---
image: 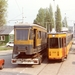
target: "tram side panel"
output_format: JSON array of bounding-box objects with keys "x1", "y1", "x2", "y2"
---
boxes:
[{"x1": 66, "y1": 33, "x2": 73, "y2": 56}]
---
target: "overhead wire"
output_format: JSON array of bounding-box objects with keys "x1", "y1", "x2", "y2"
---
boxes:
[
  {"x1": 8, "y1": 0, "x2": 22, "y2": 22},
  {"x1": 15, "y1": 0, "x2": 21, "y2": 13},
  {"x1": 8, "y1": 13, "x2": 22, "y2": 22}
]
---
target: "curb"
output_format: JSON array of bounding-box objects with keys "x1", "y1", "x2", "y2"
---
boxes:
[{"x1": 0, "y1": 50, "x2": 12, "y2": 55}]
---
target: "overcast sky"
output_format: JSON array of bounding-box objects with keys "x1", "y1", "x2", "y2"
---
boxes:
[{"x1": 7, "y1": 0, "x2": 75, "y2": 26}]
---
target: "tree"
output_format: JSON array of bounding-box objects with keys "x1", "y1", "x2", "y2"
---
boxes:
[
  {"x1": 33, "y1": 4, "x2": 54, "y2": 32},
  {"x1": 33, "y1": 8, "x2": 45, "y2": 27},
  {"x1": 63, "y1": 17, "x2": 68, "y2": 27},
  {"x1": 0, "y1": 0, "x2": 7, "y2": 26},
  {"x1": 55, "y1": 5, "x2": 62, "y2": 32},
  {"x1": 48, "y1": 4, "x2": 54, "y2": 32},
  {"x1": 44, "y1": 5, "x2": 54, "y2": 32},
  {"x1": 44, "y1": 8, "x2": 50, "y2": 31},
  {"x1": 62, "y1": 20, "x2": 65, "y2": 27}
]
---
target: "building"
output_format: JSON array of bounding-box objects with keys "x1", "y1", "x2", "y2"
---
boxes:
[{"x1": 0, "y1": 26, "x2": 14, "y2": 44}]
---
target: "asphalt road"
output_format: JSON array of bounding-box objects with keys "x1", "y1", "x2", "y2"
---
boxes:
[{"x1": 0, "y1": 43, "x2": 75, "y2": 75}]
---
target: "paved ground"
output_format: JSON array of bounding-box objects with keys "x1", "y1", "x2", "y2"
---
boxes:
[
  {"x1": 0, "y1": 50, "x2": 12, "y2": 55},
  {"x1": 0, "y1": 40, "x2": 75, "y2": 75}
]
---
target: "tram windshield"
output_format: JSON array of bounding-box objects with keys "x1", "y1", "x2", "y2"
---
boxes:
[
  {"x1": 15, "y1": 29, "x2": 29, "y2": 40},
  {"x1": 49, "y1": 38, "x2": 61, "y2": 48}
]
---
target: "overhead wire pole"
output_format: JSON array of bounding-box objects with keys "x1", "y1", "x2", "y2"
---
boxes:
[
  {"x1": 64, "y1": 13, "x2": 68, "y2": 28},
  {"x1": 22, "y1": 7, "x2": 24, "y2": 23},
  {"x1": 15, "y1": 0, "x2": 25, "y2": 23},
  {"x1": 15, "y1": 0, "x2": 21, "y2": 13}
]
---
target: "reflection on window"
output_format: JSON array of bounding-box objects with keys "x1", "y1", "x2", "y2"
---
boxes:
[{"x1": 16, "y1": 29, "x2": 29, "y2": 40}]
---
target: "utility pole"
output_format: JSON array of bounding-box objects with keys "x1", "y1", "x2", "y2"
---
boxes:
[{"x1": 22, "y1": 7, "x2": 24, "y2": 23}]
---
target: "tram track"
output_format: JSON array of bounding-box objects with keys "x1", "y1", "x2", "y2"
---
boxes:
[
  {"x1": 55, "y1": 61, "x2": 64, "y2": 75},
  {"x1": 55, "y1": 45, "x2": 74, "y2": 75},
  {"x1": 37, "y1": 58, "x2": 64, "y2": 75},
  {"x1": 36, "y1": 57, "x2": 48, "y2": 75},
  {"x1": 37, "y1": 62, "x2": 48, "y2": 75}
]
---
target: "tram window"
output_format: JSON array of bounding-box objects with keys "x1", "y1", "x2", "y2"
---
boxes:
[
  {"x1": 29, "y1": 29, "x2": 34, "y2": 39},
  {"x1": 41, "y1": 32, "x2": 44, "y2": 39},
  {"x1": 50, "y1": 38, "x2": 58, "y2": 48},
  {"x1": 59, "y1": 38, "x2": 62, "y2": 48},
  {"x1": 45, "y1": 33, "x2": 47, "y2": 38},
  {"x1": 62, "y1": 38, "x2": 66, "y2": 47},
  {"x1": 38, "y1": 31, "x2": 41, "y2": 39},
  {"x1": 66, "y1": 35, "x2": 70, "y2": 45},
  {"x1": 49, "y1": 38, "x2": 61, "y2": 48},
  {"x1": 16, "y1": 29, "x2": 29, "y2": 40},
  {"x1": 64, "y1": 38, "x2": 66, "y2": 46},
  {"x1": 41, "y1": 32, "x2": 46, "y2": 44}
]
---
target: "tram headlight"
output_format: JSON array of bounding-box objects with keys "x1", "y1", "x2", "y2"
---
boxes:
[
  {"x1": 12, "y1": 59, "x2": 16, "y2": 63},
  {"x1": 49, "y1": 52, "x2": 51, "y2": 56}
]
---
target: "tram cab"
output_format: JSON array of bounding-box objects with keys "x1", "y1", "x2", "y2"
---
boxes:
[{"x1": 47, "y1": 32, "x2": 73, "y2": 61}]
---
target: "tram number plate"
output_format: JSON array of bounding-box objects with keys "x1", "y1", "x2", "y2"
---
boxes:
[{"x1": 53, "y1": 52, "x2": 56, "y2": 53}]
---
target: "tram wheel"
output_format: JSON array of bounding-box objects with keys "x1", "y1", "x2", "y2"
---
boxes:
[
  {"x1": 60, "y1": 57, "x2": 64, "y2": 62},
  {"x1": 38, "y1": 58, "x2": 42, "y2": 65},
  {"x1": 65, "y1": 55, "x2": 67, "y2": 59}
]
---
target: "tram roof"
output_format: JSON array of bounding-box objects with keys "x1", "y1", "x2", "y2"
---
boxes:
[
  {"x1": 14, "y1": 23, "x2": 47, "y2": 30},
  {"x1": 14, "y1": 23, "x2": 37, "y2": 26},
  {"x1": 47, "y1": 32, "x2": 67, "y2": 35}
]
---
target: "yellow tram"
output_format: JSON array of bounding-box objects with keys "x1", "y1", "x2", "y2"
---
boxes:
[{"x1": 47, "y1": 32, "x2": 73, "y2": 61}]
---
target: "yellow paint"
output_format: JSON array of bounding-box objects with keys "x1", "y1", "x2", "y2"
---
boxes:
[
  {"x1": 48, "y1": 33, "x2": 66, "y2": 38},
  {"x1": 36, "y1": 39, "x2": 42, "y2": 46},
  {"x1": 48, "y1": 48, "x2": 63, "y2": 59},
  {"x1": 66, "y1": 40, "x2": 72, "y2": 55},
  {"x1": 14, "y1": 40, "x2": 33, "y2": 45}
]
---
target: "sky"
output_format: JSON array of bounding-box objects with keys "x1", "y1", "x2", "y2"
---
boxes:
[{"x1": 7, "y1": 0, "x2": 75, "y2": 26}]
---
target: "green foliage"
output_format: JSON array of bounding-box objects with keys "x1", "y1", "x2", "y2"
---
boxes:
[
  {"x1": 55, "y1": 5, "x2": 62, "y2": 32},
  {"x1": 33, "y1": 4, "x2": 54, "y2": 32},
  {"x1": 44, "y1": 8, "x2": 50, "y2": 31},
  {"x1": 33, "y1": 8, "x2": 45, "y2": 27},
  {"x1": 48, "y1": 5, "x2": 54, "y2": 32},
  {"x1": 0, "y1": 0, "x2": 7, "y2": 26},
  {"x1": 33, "y1": 4, "x2": 67, "y2": 32},
  {"x1": 62, "y1": 20, "x2": 65, "y2": 27},
  {"x1": 62, "y1": 17, "x2": 68, "y2": 27},
  {"x1": 0, "y1": 46, "x2": 13, "y2": 51}
]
